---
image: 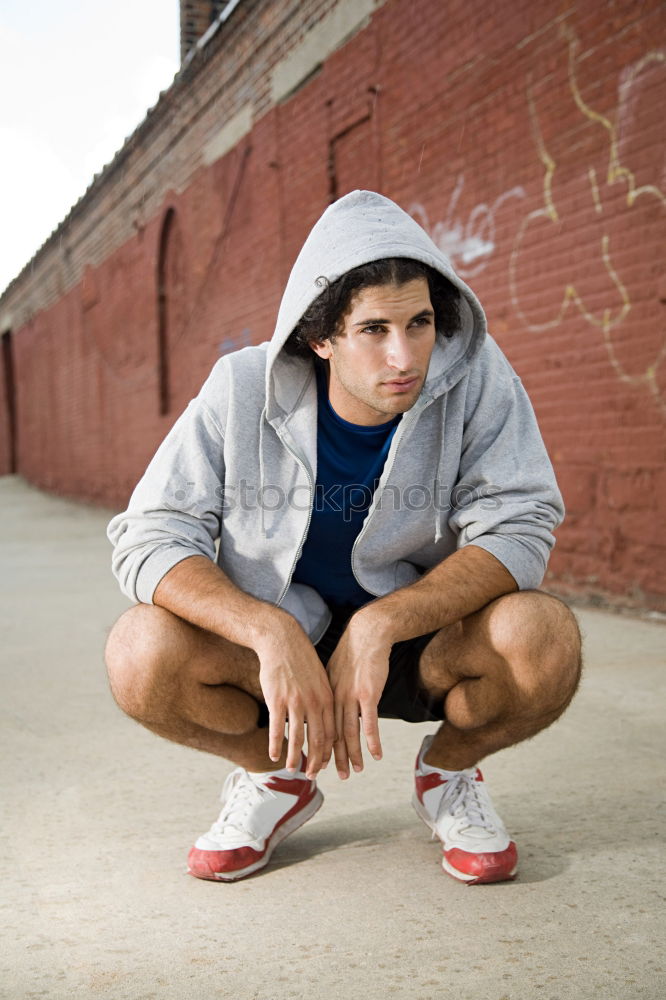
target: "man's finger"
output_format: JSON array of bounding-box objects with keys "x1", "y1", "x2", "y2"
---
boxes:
[
  {"x1": 268, "y1": 706, "x2": 286, "y2": 762},
  {"x1": 333, "y1": 705, "x2": 349, "y2": 778},
  {"x1": 333, "y1": 736, "x2": 350, "y2": 779},
  {"x1": 343, "y1": 704, "x2": 363, "y2": 773},
  {"x1": 286, "y1": 713, "x2": 305, "y2": 771},
  {"x1": 361, "y1": 702, "x2": 382, "y2": 761},
  {"x1": 304, "y1": 712, "x2": 325, "y2": 777},
  {"x1": 323, "y1": 700, "x2": 337, "y2": 741},
  {"x1": 321, "y1": 702, "x2": 337, "y2": 768}
]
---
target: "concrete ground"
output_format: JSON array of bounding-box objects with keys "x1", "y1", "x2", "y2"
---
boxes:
[{"x1": 0, "y1": 474, "x2": 664, "y2": 1000}]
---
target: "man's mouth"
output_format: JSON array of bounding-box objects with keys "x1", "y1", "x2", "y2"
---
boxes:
[{"x1": 383, "y1": 376, "x2": 420, "y2": 392}]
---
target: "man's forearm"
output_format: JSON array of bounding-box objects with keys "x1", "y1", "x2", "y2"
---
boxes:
[
  {"x1": 354, "y1": 544, "x2": 518, "y2": 644},
  {"x1": 152, "y1": 554, "x2": 292, "y2": 651}
]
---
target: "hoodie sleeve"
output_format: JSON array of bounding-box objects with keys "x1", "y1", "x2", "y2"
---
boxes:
[
  {"x1": 447, "y1": 339, "x2": 564, "y2": 590},
  {"x1": 107, "y1": 376, "x2": 227, "y2": 605}
]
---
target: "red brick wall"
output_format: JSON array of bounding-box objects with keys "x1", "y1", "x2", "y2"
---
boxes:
[
  {"x1": 1, "y1": 0, "x2": 665, "y2": 610},
  {"x1": 0, "y1": 332, "x2": 13, "y2": 474}
]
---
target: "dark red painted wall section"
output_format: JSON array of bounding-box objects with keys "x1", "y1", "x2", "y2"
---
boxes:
[
  {"x1": 2, "y1": 0, "x2": 665, "y2": 610},
  {"x1": 0, "y1": 334, "x2": 13, "y2": 474}
]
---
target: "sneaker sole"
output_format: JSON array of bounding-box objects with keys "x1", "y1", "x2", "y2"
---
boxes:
[
  {"x1": 189, "y1": 787, "x2": 324, "y2": 882},
  {"x1": 411, "y1": 792, "x2": 518, "y2": 885}
]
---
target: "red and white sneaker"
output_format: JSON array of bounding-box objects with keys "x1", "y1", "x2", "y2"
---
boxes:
[
  {"x1": 188, "y1": 755, "x2": 323, "y2": 882},
  {"x1": 412, "y1": 735, "x2": 518, "y2": 884}
]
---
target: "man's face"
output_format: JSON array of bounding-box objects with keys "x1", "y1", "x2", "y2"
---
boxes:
[{"x1": 309, "y1": 278, "x2": 437, "y2": 426}]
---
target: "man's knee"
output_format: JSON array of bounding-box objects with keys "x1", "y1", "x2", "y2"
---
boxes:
[
  {"x1": 105, "y1": 603, "x2": 176, "y2": 720},
  {"x1": 487, "y1": 590, "x2": 582, "y2": 708}
]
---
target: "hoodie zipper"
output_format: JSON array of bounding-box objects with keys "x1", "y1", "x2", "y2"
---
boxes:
[{"x1": 274, "y1": 426, "x2": 315, "y2": 607}]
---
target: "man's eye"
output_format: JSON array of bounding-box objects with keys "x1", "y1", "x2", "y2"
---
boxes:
[{"x1": 362, "y1": 324, "x2": 386, "y2": 335}]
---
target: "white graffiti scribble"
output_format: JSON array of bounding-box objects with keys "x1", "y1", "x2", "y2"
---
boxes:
[{"x1": 410, "y1": 176, "x2": 526, "y2": 278}]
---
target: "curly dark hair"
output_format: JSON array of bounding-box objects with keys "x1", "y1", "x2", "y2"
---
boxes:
[{"x1": 284, "y1": 257, "x2": 461, "y2": 359}]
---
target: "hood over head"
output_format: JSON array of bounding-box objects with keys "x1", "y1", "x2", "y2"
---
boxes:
[{"x1": 265, "y1": 189, "x2": 487, "y2": 420}]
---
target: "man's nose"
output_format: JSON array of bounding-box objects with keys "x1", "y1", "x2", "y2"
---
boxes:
[{"x1": 385, "y1": 331, "x2": 414, "y2": 371}]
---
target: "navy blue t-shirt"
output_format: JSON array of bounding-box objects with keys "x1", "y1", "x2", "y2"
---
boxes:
[{"x1": 292, "y1": 367, "x2": 400, "y2": 608}]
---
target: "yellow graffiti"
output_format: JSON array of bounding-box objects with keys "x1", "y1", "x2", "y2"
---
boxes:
[
  {"x1": 509, "y1": 26, "x2": 666, "y2": 415},
  {"x1": 589, "y1": 168, "x2": 602, "y2": 215},
  {"x1": 565, "y1": 29, "x2": 666, "y2": 209},
  {"x1": 527, "y1": 80, "x2": 559, "y2": 223}
]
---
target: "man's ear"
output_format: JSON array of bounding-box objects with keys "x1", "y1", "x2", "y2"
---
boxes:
[{"x1": 308, "y1": 339, "x2": 332, "y2": 361}]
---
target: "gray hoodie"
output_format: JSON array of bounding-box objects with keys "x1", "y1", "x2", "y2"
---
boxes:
[{"x1": 108, "y1": 190, "x2": 564, "y2": 640}]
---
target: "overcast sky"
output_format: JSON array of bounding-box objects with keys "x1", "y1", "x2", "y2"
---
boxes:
[{"x1": 0, "y1": 0, "x2": 180, "y2": 294}]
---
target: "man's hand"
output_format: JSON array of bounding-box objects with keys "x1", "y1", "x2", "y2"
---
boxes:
[
  {"x1": 326, "y1": 610, "x2": 392, "y2": 779},
  {"x1": 323, "y1": 547, "x2": 519, "y2": 779},
  {"x1": 152, "y1": 556, "x2": 337, "y2": 780},
  {"x1": 255, "y1": 615, "x2": 337, "y2": 779}
]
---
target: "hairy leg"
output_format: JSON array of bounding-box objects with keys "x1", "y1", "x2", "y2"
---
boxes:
[
  {"x1": 417, "y1": 591, "x2": 582, "y2": 770},
  {"x1": 105, "y1": 603, "x2": 285, "y2": 771}
]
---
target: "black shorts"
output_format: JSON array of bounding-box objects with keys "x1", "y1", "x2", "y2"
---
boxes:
[{"x1": 314, "y1": 605, "x2": 445, "y2": 724}]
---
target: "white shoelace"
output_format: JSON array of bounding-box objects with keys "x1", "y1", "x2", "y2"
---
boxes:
[
  {"x1": 211, "y1": 769, "x2": 276, "y2": 839},
  {"x1": 435, "y1": 772, "x2": 496, "y2": 834}
]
